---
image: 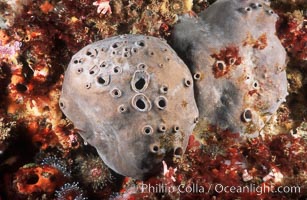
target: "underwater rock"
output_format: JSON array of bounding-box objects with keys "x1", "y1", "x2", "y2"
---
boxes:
[
  {"x1": 172, "y1": 0, "x2": 288, "y2": 137},
  {"x1": 59, "y1": 34, "x2": 199, "y2": 179}
]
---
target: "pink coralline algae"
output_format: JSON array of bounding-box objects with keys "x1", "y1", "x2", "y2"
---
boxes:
[
  {"x1": 0, "y1": 41, "x2": 21, "y2": 59},
  {"x1": 172, "y1": 0, "x2": 288, "y2": 138},
  {"x1": 93, "y1": 0, "x2": 112, "y2": 15}
]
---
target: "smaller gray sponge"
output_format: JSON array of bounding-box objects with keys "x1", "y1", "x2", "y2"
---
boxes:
[{"x1": 172, "y1": 0, "x2": 288, "y2": 137}]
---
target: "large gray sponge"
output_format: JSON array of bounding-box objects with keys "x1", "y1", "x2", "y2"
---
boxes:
[
  {"x1": 59, "y1": 35, "x2": 199, "y2": 179},
  {"x1": 172, "y1": 0, "x2": 288, "y2": 137}
]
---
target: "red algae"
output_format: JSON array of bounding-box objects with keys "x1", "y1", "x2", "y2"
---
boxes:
[
  {"x1": 211, "y1": 46, "x2": 242, "y2": 78},
  {"x1": 277, "y1": 11, "x2": 307, "y2": 62}
]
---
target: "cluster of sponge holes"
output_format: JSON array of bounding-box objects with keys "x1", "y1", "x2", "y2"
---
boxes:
[
  {"x1": 111, "y1": 41, "x2": 135, "y2": 58},
  {"x1": 116, "y1": 39, "x2": 145, "y2": 57},
  {"x1": 122, "y1": 47, "x2": 132, "y2": 58},
  {"x1": 241, "y1": 2, "x2": 274, "y2": 16},
  {"x1": 73, "y1": 58, "x2": 84, "y2": 65},
  {"x1": 85, "y1": 48, "x2": 98, "y2": 58},
  {"x1": 128, "y1": 39, "x2": 169, "y2": 150},
  {"x1": 141, "y1": 125, "x2": 161, "y2": 154},
  {"x1": 250, "y1": 2, "x2": 262, "y2": 9},
  {"x1": 239, "y1": 2, "x2": 263, "y2": 13},
  {"x1": 244, "y1": 75, "x2": 259, "y2": 90},
  {"x1": 130, "y1": 67, "x2": 152, "y2": 113},
  {"x1": 72, "y1": 58, "x2": 86, "y2": 75},
  {"x1": 110, "y1": 42, "x2": 122, "y2": 56},
  {"x1": 244, "y1": 3, "x2": 262, "y2": 12}
]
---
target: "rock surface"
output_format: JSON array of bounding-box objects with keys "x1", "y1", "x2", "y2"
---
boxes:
[
  {"x1": 172, "y1": 0, "x2": 288, "y2": 137},
  {"x1": 60, "y1": 34, "x2": 199, "y2": 179}
]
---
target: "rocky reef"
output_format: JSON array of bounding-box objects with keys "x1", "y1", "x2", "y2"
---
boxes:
[
  {"x1": 0, "y1": 0, "x2": 306, "y2": 199},
  {"x1": 60, "y1": 34, "x2": 198, "y2": 179},
  {"x1": 172, "y1": 0, "x2": 288, "y2": 138}
]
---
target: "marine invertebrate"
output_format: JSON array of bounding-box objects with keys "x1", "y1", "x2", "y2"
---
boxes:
[
  {"x1": 13, "y1": 164, "x2": 65, "y2": 196},
  {"x1": 172, "y1": 0, "x2": 288, "y2": 137},
  {"x1": 60, "y1": 34, "x2": 199, "y2": 179},
  {"x1": 40, "y1": 155, "x2": 71, "y2": 177},
  {"x1": 55, "y1": 182, "x2": 88, "y2": 200},
  {"x1": 169, "y1": 0, "x2": 193, "y2": 14},
  {"x1": 75, "y1": 154, "x2": 112, "y2": 191}
]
